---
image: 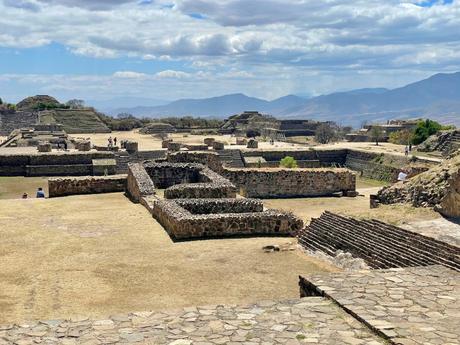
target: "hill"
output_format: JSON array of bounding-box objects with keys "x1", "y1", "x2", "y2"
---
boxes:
[{"x1": 105, "y1": 72, "x2": 460, "y2": 127}]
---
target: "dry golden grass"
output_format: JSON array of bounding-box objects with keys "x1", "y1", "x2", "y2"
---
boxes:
[
  {"x1": 0, "y1": 192, "x2": 337, "y2": 324},
  {"x1": 0, "y1": 176, "x2": 49, "y2": 199}
]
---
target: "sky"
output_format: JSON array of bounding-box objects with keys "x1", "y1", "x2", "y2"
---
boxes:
[{"x1": 0, "y1": 0, "x2": 459, "y2": 103}]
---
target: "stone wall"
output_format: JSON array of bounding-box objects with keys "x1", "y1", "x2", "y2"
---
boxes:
[
  {"x1": 48, "y1": 175, "x2": 127, "y2": 197},
  {"x1": 345, "y1": 150, "x2": 430, "y2": 182},
  {"x1": 143, "y1": 196, "x2": 303, "y2": 240},
  {"x1": 175, "y1": 198, "x2": 263, "y2": 214},
  {"x1": 242, "y1": 149, "x2": 348, "y2": 166},
  {"x1": 0, "y1": 110, "x2": 39, "y2": 135},
  {"x1": 0, "y1": 152, "x2": 114, "y2": 176},
  {"x1": 224, "y1": 167, "x2": 356, "y2": 198},
  {"x1": 126, "y1": 162, "x2": 156, "y2": 202}
]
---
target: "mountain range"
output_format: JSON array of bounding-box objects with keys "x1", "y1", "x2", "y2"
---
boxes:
[{"x1": 93, "y1": 72, "x2": 460, "y2": 127}]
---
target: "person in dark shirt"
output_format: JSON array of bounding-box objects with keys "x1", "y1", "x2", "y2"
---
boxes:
[{"x1": 36, "y1": 187, "x2": 45, "y2": 198}]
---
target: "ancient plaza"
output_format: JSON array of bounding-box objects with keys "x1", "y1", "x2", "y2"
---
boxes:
[{"x1": 0, "y1": 122, "x2": 459, "y2": 345}]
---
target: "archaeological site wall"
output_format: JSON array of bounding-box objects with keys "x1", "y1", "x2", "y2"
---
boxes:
[
  {"x1": 0, "y1": 152, "x2": 114, "y2": 176},
  {"x1": 48, "y1": 175, "x2": 127, "y2": 197},
  {"x1": 0, "y1": 110, "x2": 39, "y2": 136},
  {"x1": 167, "y1": 151, "x2": 356, "y2": 198},
  {"x1": 126, "y1": 161, "x2": 303, "y2": 239},
  {"x1": 224, "y1": 168, "x2": 356, "y2": 198}
]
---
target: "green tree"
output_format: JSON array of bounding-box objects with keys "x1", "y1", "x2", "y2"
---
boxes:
[
  {"x1": 369, "y1": 126, "x2": 384, "y2": 146},
  {"x1": 412, "y1": 119, "x2": 443, "y2": 145},
  {"x1": 280, "y1": 156, "x2": 298, "y2": 169}
]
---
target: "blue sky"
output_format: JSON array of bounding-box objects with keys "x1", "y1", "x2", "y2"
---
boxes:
[{"x1": 0, "y1": 0, "x2": 459, "y2": 103}]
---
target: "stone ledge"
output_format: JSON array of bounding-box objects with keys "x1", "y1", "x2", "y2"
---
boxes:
[{"x1": 48, "y1": 175, "x2": 127, "y2": 197}]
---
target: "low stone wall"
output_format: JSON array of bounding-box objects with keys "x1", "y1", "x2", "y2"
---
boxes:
[
  {"x1": 126, "y1": 162, "x2": 156, "y2": 202},
  {"x1": 175, "y1": 198, "x2": 263, "y2": 214},
  {"x1": 242, "y1": 149, "x2": 348, "y2": 166},
  {"x1": 143, "y1": 196, "x2": 303, "y2": 240},
  {"x1": 48, "y1": 175, "x2": 127, "y2": 197},
  {"x1": 224, "y1": 167, "x2": 356, "y2": 198}
]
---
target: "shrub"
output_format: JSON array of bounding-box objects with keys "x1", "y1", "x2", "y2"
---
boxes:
[
  {"x1": 412, "y1": 119, "x2": 443, "y2": 145},
  {"x1": 246, "y1": 128, "x2": 261, "y2": 138},
  {"x1": 280, "y1": 156, "x2": 298, "y2": 168}
]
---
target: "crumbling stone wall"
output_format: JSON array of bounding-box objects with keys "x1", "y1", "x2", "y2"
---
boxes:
[
  {"x1": 175, "y1": 198, "x2": 263, "y2": 214},
  {"x1": 48, "y1": 175, "x2": 126, "y2": 197},
  {"x1": 377, "y1": 153, "x2": 460, "y2": 218}
]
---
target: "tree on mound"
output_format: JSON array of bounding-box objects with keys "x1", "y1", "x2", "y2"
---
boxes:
[{"x1": 16, "y1": 95, "x2": 66, "y2": 111}]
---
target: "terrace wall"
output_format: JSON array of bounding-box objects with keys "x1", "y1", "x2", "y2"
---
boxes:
[{"x1": 48, "y1": 175, "x2": 126, "y2": 197}]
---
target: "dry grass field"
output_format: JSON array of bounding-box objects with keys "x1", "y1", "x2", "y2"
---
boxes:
[{"x1": 0, "y1": 192, "x2": 338, "y2": 324}]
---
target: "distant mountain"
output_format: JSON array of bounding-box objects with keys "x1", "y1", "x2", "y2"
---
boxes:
[
  {"x1": 87, "y1": 97, "x2": 168, "y2": 114},
  {"x1": 104, "y1": 72, "x2": 460, "y2": 127},
  {"x1": 284, "y1": 72, "x2": 460, "y2": 127}
]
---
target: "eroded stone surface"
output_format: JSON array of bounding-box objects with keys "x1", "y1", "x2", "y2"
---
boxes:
[
  {"x1": 300, "y1": 265, "x2": 460, "y2": 345},
  {"x1": 0, "y1": 298, "x2": 385, "y2": 345}
]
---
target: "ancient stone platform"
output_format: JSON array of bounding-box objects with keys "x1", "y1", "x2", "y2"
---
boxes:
[
  {"x1": 0, "y1": 298, "x2": 385, "y2": 345},
  {"x1": 300, "y1": 265, "x2": 460, "y2": 345}
]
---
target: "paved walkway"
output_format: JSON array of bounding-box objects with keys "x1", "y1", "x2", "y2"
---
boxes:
[
  {"x1": 402, "y1": 218, "x2": 460, "y2": 247},
  {"x1": 301, "y1": 265, "x2": 460, "y2": 345},
  {"x1": 0, "y1": 298, "x2": 384, "y2": 345}
]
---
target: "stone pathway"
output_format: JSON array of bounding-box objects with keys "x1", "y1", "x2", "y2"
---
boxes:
[
  {"x1": 402, "y1": 218, "x2": 460, "y2": 247},
  {"x1": 300, "y1": 265, "x2": 460, "y2": 345},
  {"x1": 0, "y1": 298, "x2": 385, "y2": 345}
]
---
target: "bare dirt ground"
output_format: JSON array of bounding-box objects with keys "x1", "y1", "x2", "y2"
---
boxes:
[{"x1": 0, "y1": 192, "x2": 338, "y2": 324}]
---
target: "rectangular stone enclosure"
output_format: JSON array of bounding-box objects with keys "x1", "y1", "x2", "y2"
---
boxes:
[{"x1": 126, "y1": 161, "x2": 303, "y2": 239}]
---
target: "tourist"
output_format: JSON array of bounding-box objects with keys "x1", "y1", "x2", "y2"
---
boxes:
[
  {"x1": 397, "y1": 170, "x2": 408, "y2": 183},
  {"x1": 108, "y1": 136, "x2": 113, "y2": 148},
  {"x1": 404, "y1": 145, "x2": 409, "y2": 156},
  {"x1": 409, "y1": 143, "x2": 412, "y2": 152},
  {"x1": 36, "y1": 187, "x2": 45, "y2": 198},
  {"x1": 22, "y1": 193, "x2": 28, "y2": 199},
  {"x1": 114, "y1": 137, "x2": 117, "y2": 147},
  {"x1": 63, "y1": 141, "x2": 68, "y2": 151}
]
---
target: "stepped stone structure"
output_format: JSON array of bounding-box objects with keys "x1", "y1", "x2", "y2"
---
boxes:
[
  {"x1": 0, "y1": 109, "x2": 39, "y2": 136},
  {"x1": 419, "y1": 129, "x2": 460, "y2": 156},
  {"x1": 139, "y1": 122, "x2": 176, "y2": 134},
  {"x1": 297, "y1": 212, "x2": 460, "y2": 271}
]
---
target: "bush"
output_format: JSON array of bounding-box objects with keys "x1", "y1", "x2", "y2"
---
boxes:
[
  {"x1": 246, "y1": 129, "x2": 261, "y2": 138},
  {"x1": 280, "y1": 156, "x2": 298, "y2": 168},
  {"x1": 412, "y1": 119, "x2": 443, "y2": 145}
]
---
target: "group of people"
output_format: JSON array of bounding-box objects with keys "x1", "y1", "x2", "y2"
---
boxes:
[
  {"x1": 22, "y1": 187, "x2": 45, "y2": 199},
  {"x1": 108, "y1": 136, "x2": 118, "y2": 148}
]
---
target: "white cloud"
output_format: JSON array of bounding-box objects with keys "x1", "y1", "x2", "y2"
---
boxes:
[{"x1": 0, "y1": 0, "x2": 459, "y2": 100}]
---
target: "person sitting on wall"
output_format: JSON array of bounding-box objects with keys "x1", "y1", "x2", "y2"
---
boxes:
[{"x1": 36, "y1": 187, "x2": 45, "y2": 198}]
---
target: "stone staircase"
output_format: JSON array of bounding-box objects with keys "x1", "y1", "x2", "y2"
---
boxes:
[
  {"x1": 218, "y1": 149, "x2": 245, "y2": 168},
  {"x1": 435, "y1": 130, "x2": 460, "y2": 156},
  {"x1": 297, "y1": 211, "x2": 460, "y2": 271}
]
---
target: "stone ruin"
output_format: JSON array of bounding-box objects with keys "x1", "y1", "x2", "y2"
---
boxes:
[
  {"x1": 246, "y1": 138, "x2": 258, "y2": 148},
  {"x1": 126, "y1": 161, "x2": 303, "y2": 239},
  {"x1": 297, "y1": 211, "x2": 459, "y2": 271}
]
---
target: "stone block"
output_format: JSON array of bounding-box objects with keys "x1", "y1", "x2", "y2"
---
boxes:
[
  {"x1": 212, "y1": 141, "x2": 225, "y2": 150},
  {"x1": 167, "y1": 142, "x2": 182, "y2": 151},
  {"x1": 236, "y1": 137, "x2": 247, "y2": 145},
  {"x1": 76, "y1": 140, "x2": 91, "y2": 151},
  {"x1": 125, "y1": 141, "x2": 139, "y2": 154},
  {"x1": 37, "y1": 142, "x2": 52, "y2": 152},
  {"x1": 162, "y1": 139, "x2": 173, "y2": 148},
  {"x1": 204, "y1": 138, "x2": 215, "y2": 146}
]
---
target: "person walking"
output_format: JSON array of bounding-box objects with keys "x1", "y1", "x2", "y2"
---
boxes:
[
  {"x1": 404, "y1": 145, "x2": 409, "y2": 156},
  {"x1": 114, "y1": 137, "x2": 117, "y2": 147}
]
